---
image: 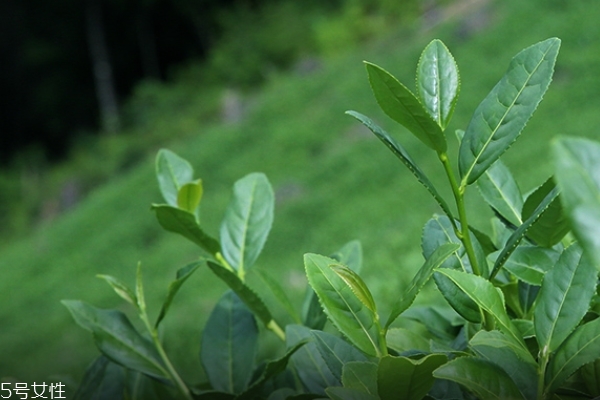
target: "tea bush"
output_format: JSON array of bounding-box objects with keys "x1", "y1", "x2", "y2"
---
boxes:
[{"x1": 63, "y1": 38, "x2": 600, "y2": 399}]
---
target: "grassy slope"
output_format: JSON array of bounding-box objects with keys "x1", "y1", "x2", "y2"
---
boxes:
[{"x1": 2, "y1": 0, "x2": 600, "y2": 387}]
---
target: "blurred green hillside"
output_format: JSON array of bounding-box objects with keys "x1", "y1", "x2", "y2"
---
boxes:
[{"x1": 2, "y1": 0, "x2": 600, "y2": 390}]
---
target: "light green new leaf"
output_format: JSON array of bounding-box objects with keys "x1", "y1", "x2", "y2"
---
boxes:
[
  {"x1": 477, "y1": 160, "x2": 523, "y2": 227},
  {"x1": 346, "y1": 111, "x2": 455, "y2": 222},
  {"x1": 304, "y1": 253, "x2": 381, "y2": 357},
  {"x1": 534, "y1": 245, "x2": 597, "y2": 353},
  {"x1": 385, "y1": 243, "x2": 460, "y2": 328},
  {"x1": 220, "y1": 173, "x2": 274, "y2": 275},
  {"x1": 553, "y1": 137, "x2": 600, "y2": 268},
  {"x1": 433, "y1": 357, "x2": 525, "y2": 399},
  {"x1": 286, "y1": 325, "x2": 339, "y2": 395},
  {"x1": 61, "y1": 300, "x2": 168, "y2": 380},
  {"x1": 470, "y1": 330, "x2": 537, "y2": 399},
  {"x1": 206, "y1": 261, "x2": 274, "y2": 328},
  {"x1": 177, "y1": 179, "x2": 203, "y2": 215},
  {"x1": 152, "y1": 204, "x2": 220, "y2": 255},
  {"x1": 522, "y1": 178, "x2": 570, "y2": 247},
  {"x1": 501, "y1": 246, "x2": 559, "y2": 286},
  {"x1": 330, "y1": 263, "x2": 377, "y2": 313},
  {"x1": 434, "y1": 268, "x2": 525, "y2": 349},
  {"x1": 200, "y1": 291, "x2": 258, "y2": 394},
  {"x1": 490, "y1": 186, "x2": 559, "y2": 280},
  {"x1": 364, "y1": 62, "x2": 446, "y2": 152},
  {"x1": 155, "y1": 261, "x2": 201, "y2": 328},
  {"x1": 459, "y1": 38, "x2": 560, "y2": 185},
  {"x1": 378, "y1": 354, "x2": 447, "y2": 400},
  {"x1": 342, "y1": 361, "x2": 378, "y2": 395},
  {"x1": 330, "y1": 240, "x2": 363, "y2": 273},
  {"x1": 311, "y1": 330, "x2": 369, "y2": 382},
  {"x1": 546, "y1": 318, "x2": 600, "y2": 394},
  {"x1": 96, "y1": 274, "x2": 136, "y2": 306},
  {"x1": 416, "y1": 39, "x2": 460, "y2": 129},
  {"x1": 155, "y1": 149, "x2": 194, "y2": 206}
]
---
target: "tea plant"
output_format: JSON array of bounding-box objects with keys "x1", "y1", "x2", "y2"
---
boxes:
[{"x1": 63, "y1": 37, "x2": 600, "y2": 399}]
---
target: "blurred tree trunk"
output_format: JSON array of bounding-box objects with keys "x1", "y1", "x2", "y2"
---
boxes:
[
  {"x1": 86, "y1": 0, "x2": 120, "y2": 134},
  {"x1": 136, "y1": 10, "x2": 161, "y2": 79}
]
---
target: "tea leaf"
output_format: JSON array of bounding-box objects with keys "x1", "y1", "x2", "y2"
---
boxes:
[
  {"x1": 501, "y1": 246, "x2": 559, "y2": 286},
  {"x1": 385, "y1": 328, "x2": 430, "y2": 353},
  {"x1": 346, "y1": 111, "x2": 455, "y2": 221},
  {"x1": 155, "y1": 261, "x2": 201, "y2": 328},
  {"x1": 378, "y1": 354, "x2": 447, "y2": 400},
  {"x1": 287, "y1": 325, "x2": 339, "y2": 395},
  {"x1": 206, "y1": 261, "x2": 274, "y2": 328},
  {"x1": 176, "y1": 179, "x2": 203, "y2": 214},
  {"x1": 152, "y1": 204, "x2": 220, "y2": 255},
  {"x1": 477, "y1": 160, "x2": 523, "y2": 227},
  {"x1": 342, "y1": 361, "x2": 378, "y2": 395},
  {"x1": 553, "y1": 137, "x2": 600, "y2": 268},
  {"x1": 546, "y1": 317, "x2": 600, "y2": 394},
  {"x1": 326, "y1": 387, "x2": 378, "y2": 400},
  {"x1": 385, "y1": 242, "x2": 459, "y2": 328},
  {"x1": 253, "y1": 268, "x2": 302, "y2": 324},
  {"x1": 304, "y1": 253, "x2": 381, "y2": 357},
  {"x1": 330, "y1": 263, "x2": 377, "y2": 313},
  {"x1": 61, "y1": 300, "x2": 168, "y2": 380},
  {"x1": 459, "y1": 38, "x2": 560, "y2": 185},
  {"x1": 433, "y1": 357, "x2": 525, "y2": 399},
  {"x1": 302, "y1": 288, "x2": 327, "y2": 330},
  {"x1": 155, "y1": 149, "x2": 194, "y2": 206},
  {"x1": 534, "y1": 245, "x2": 597, "y2": 353},
  {"x1": 581, "y1": 359, "x2": 600, "y2": 397},
  {"x1": 96, "y1": 274, "x2": 137, "y2": 306},
  {"x1": 220, "y1": 173, "x2": 274, "y2": 274},
  {"x1": 330, "y1": 239, "x2": 363, "y2": 273},
  {"x1": 416, "y1": 39, "x2": 460, "y2": 129},
  {"x1": 470, "y1": 330, "x2": 537, "y2": 399},
  {"x1": 73, "y1": 356, "x2": 126, "y2": 400},
  {"x1": 522, "y1": 178, "x2": 569, "y2": 247},
  {"x1": 201, "y1": 291, "x2": 258, "y2": 394},
  {"x1": 364, "y1": 62, "x2": 446, "y2": 152},
  {"x1": 311, "y1": 330, "x2": 369, "y2": 382},
  {"x1": 434, "y1": 268, "x2": 525, "y2": 349}
]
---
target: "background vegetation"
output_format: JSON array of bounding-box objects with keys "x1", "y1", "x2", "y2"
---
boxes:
[{"x1": 1, "y1": 0, "x2": 600, "y2": 391}]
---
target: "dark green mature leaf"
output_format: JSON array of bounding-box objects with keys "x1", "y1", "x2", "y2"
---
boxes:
[
  {"x1": 155, "y1": 149, "x2": 194, "y2": 206},
  {"x1": 434, "y1": 269, "x2": 526, "y2": 350},
  {"x1": 459, "y1": 38, "x2": 560, "y2": 185},
  {"x1": 490, "y1": 186, "x2": 560, "y2": 280},
  {"x1": 287, "y1": 325, "x2": 339, "y2": 395},
  {"x1": 416, "y1": 39, "x2": 460, "y2": 129},
  {"x1": 61, "y1": 300, "x2": 168, "y2": 380},
  {"x1": 364, "y1": 62, "x2": 446, "y2": 152},
  {"x1": 477, "y1": 160, "x2": 523, "y2": 227},
  {"x1": 581, "y1": 359, "x2": 600, "y2": 397},
  {"x1": 304, "y1": 253, "x2": 382, "y2": 357},
  {"x1": 519, "y1": 281, "x2": 541, "y2": 316},
  {"x1": 378, "y1": 354, "x2": 447, "y2": 400},
  {"x1": 152, "y1": 204, "x2": 220, "y2": 255},
  {"x1": 342, "y1": 361, "x2": 378, "y2": 395},
  {"x1": 534, "y1": 245, "x2": 597, "y2": 353},
  {"x1": 238, "y1": 339, "x2": 307, "y2": 400},
  {"x1": 470, "y1": 330, "x2": 537, "y2": 399},
  {"x1": 206, "y1": 262, "x2": 274, "y2": 328},
  {"x1": 501, "y1": 246, "x2": 559, "y2": 286},
  {"x1": 385, "y1": 243, "x2": 460, "y2": 328},
  {"x1": 200, "y1": 291, "x2": 258, "y2": 394},
  {"x1": 330, "y1": 240, "x2": 363, "y2": 273},
  {"x1": 220, "y1": 173, "x2": 274, "y2": 274},
  {"x1": 73, "y1": 356, "x2": 126, "y2": 400},
  {"x1": 310, "y1": 330, "x2": 369, "y2": 382},
  {"x1": 385, "y1": 327, "x2": 430, "y2": 353},
  {"x1": 522, "y1": 178, "x2": 570, "y2": 247},
  {"x1": 302, "y1": 288, "x2": 327, "y2": 330},
  {"x1": 326, "y1": 387, "x2": 379, "y2": 400},
  {"x1": 546, "y1": 318, "x2": 600, "y2": 394},
  {"x1": 433, "y1": 357, "x2": 525, "y2": 399},
  {"x1": 176, "y1": 179, "x2": 203, "y2": 214},
  {"x1": 553, "y1": 137, "x2": 600, "y2": 268},
  {"x1": 96, "y1": 275, "x2": 137, "y2": 306},
  {"x1": 346, "y1": 111, "x2": 455, "y2": 222},
  {"x1": 155, "y1": 261, "x2": 201, "y2": 328}
]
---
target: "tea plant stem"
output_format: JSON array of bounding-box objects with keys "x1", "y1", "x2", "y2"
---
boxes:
[
  {"x1": 438, "y1": 152, "x2": 481, "y2": 277},
  {"x1": 537, "y1": 347, "x2": 550, "y2": 400},
  {"x1": 267, "y1": 320, "x2": 286, "y2": 341}
]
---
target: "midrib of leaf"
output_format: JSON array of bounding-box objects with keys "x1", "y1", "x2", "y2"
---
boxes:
[
  {"x1": 485, "y1": 171, "x2": 522, "y2": 224},
  {"x1": 433, "y1": 216, "x2": 467, "y2": 272},
  {"x1": 236, "y1": 178, "x2": 258, "y2": 272},
  {"x1": 320, "y1": 268, "x2": 379, "y2": 355},
  {"x1": 462, "y1": 48, "x2": 550, "y2": 186},
  {"x1": 433, "y1": 51, "x2": 442, "y2": 125},
  {"x1": 547, "y1": 329, "x2": 600, "y2": 390}
]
